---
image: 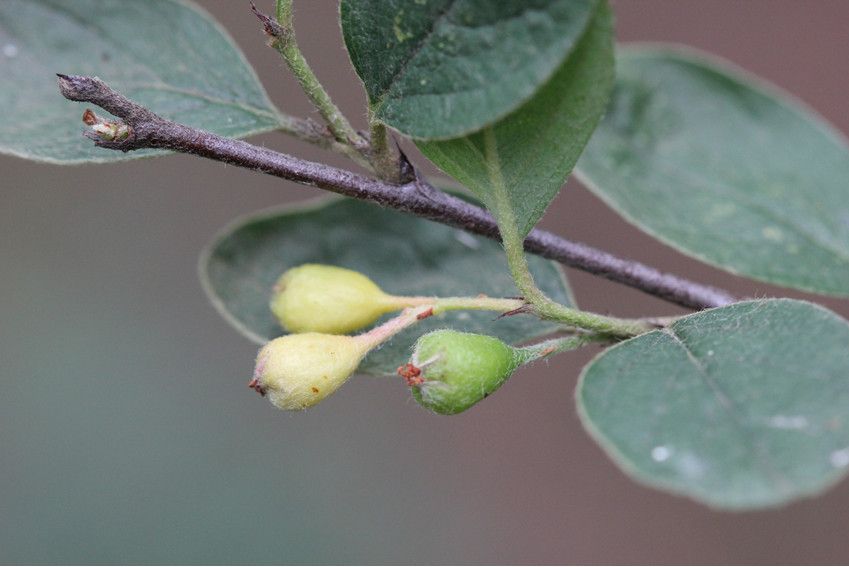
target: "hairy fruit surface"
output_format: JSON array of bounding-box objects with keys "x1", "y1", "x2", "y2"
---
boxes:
[
  {"x1": 408, "y1": 330, "x2": 520, "y2": 414},
  {"x1": 270, "y1": 264, "x2": 397, "y2": 334},
  {"x1": 252, "y1": 333, "x2": 366, "y2": 410}
]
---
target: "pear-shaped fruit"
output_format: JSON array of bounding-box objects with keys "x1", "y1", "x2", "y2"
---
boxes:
[
  {"x1": 270, "y1": 264, "x2": 400, "y2": 334},
  {"x1": 405, "y1": 330, "x2": 521, "y2": 415},
  {"x1": 251, "y1": 333, "x2": 367, "y2": 410}
]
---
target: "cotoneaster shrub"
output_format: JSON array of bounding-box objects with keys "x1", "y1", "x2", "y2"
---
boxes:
[{"x1": 3, "y1": 0, "x2": 849, "y2": 510}]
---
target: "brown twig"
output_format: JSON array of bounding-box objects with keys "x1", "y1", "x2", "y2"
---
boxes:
[{"x1": 56, "y1": 74, "x2": 738, "y2": 311}]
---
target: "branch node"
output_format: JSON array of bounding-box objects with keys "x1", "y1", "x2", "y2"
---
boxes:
[
  {"x1": 395, "y1": 141, "x2": 417, "y2": 185},
  {"x1": 82, "y1": 108, "x2": 132, "y2": 142}
]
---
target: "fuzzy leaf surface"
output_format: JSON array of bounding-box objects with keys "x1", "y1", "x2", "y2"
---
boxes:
[
  {"x1": 579, "y1": 299, "x2": 849, "y2": 509},
  {"x1": 416, "y1": 1, "x2": 613, "y2": 236},
  {"x1": 341, "y1": 0, "x2": 598, "y2": 139}
]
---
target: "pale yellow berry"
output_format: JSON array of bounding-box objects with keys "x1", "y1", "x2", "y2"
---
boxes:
[
  {"x1": 270, "y1": 264, "x2": 400, "y2": 334},
  {"x1": 251, "y1": 333, "x2": 367, "y2": 410}
]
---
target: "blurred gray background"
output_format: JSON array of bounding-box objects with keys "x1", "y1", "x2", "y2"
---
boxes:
[{"x1": 3, "y1": 1, "x2": 849, "y2": 563}]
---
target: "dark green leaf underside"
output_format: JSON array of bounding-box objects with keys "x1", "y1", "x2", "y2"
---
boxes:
[
  {"x1": 201, "y1": 196, "x2": 574, "y2": 376},
  {"x1": 0, "y1": 0, "x2": 279, "y2": 163},
  {"x1": 576, "y1": 47, "x2": 849, "y2": 296},
  {"x1": 578, "y1": 299, "x2": 849, "y2": 509},
  {"x1": 417, "y1": 1, "x2": 613, "y2": 237},
  {"x1": 341, "y1": 0, "x2": 598, "y2": 139}
]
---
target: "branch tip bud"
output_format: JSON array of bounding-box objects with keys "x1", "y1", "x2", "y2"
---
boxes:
[{"x1": 82, "y1": 109, "x2": 98, "y2": 125}]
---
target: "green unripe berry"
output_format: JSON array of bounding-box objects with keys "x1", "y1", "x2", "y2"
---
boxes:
[
  {"x1": 270, "y1": 264, "x2": 399, "y2": 334},
  {"x1": 251, "y1": 333, "x2": 367, "y2": 410},
  {"x1": 406, "y1": 330, "x2": 521, "y2": 415}
]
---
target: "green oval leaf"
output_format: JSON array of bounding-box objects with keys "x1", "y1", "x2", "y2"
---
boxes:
[
  {"x1": 416, "y1": 1, "x2": 613, "y2": 237},
  {"x1": 341, "y1": 0, "x2": 599, "y2": 140},
  {"x1": 578, "y1": 299, "x2": 849, "y2": 509},
  {"x1": 0, "y1": 0, "x2": 280, "y2": 164},
  {"x1": 576, "y1": 47, "x2": 849, "y2": 297},
  {"x1": 200, "y1": 196, "x2": 575, "y2": 376}
]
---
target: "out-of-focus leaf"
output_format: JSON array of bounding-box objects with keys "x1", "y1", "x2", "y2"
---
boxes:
[{"x1": 577, "y1": 47, "x2": 849, "y2": 296}]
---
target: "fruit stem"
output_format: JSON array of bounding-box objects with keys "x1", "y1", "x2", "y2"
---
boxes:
[
  {"x1": 383, "y1": 294, "x2": 525, "y2": 315},
  {"x1": 355, "y1": 305, "x2": 436, "y2": 351},
  {"x1": 515, "y1": 332, "x2": 613, "y2": 365},
  {"x1": 479, "y1": 128, "x2": 650, "y2": 340}
]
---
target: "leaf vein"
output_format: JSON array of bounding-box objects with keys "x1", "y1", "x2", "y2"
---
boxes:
[
  {"x1": 376, "y1": 0, "x2": 460, "y2": 107},
  {"x1": 662, "y1": 325, "x2": 794, "y2": 495}
]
